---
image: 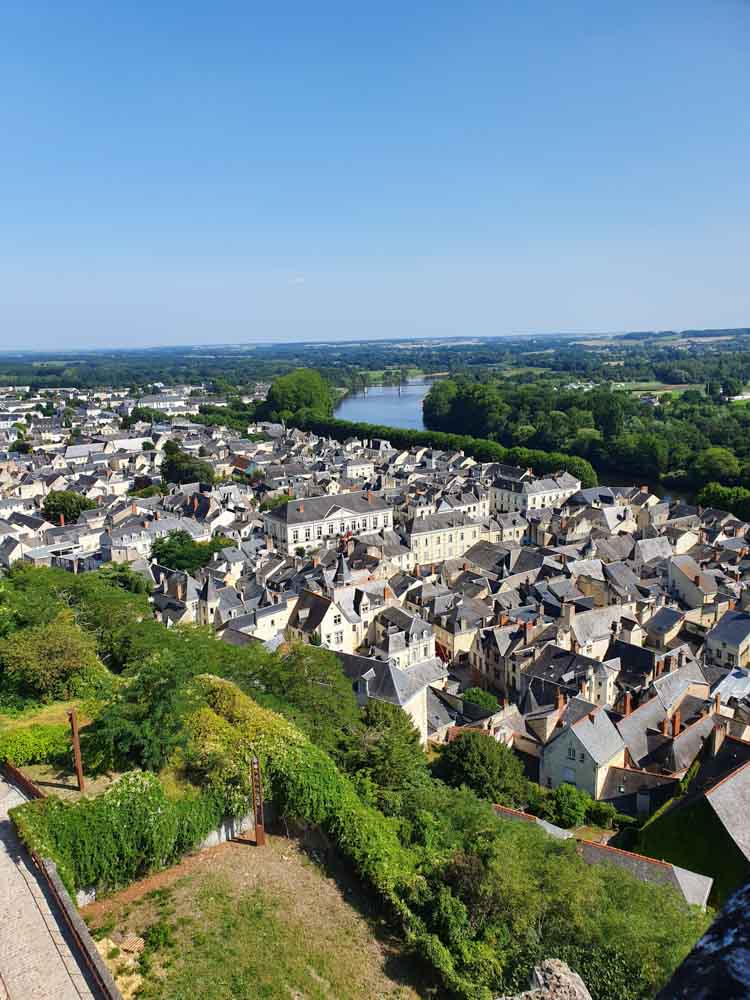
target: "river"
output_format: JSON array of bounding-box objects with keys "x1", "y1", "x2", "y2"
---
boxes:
[{"x1": 335, "y1": 379, "x2": 431, "y2": 430}]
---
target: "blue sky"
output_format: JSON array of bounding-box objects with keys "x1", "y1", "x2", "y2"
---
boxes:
[{"x1": 1, "y1": 1, "x2": 749, "y2": 348}]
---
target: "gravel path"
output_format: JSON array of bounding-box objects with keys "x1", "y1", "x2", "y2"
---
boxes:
[{"x1": 0, "y1": 777, "x2": 95, "y2": 999}]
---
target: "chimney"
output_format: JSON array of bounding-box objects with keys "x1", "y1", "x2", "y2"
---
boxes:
[
  {"x1": 660, "y1": 716, "x2": 669, "y2": 737},
  {"x1": 499, "y1": 611, "x2": 509, "y2": 626},
  {"x1": 693, "y1": 574, "x2": 700, "y2": 586},
  {"x1": 367, "y1": 490, "x2": 373, "y2": 503},
  {"x1": 623, "y1": 691, "x2": 632, "y2": 717},
  {"x1": 655, "y1": 659, "x2": 664, "y2": 678},
  {"x1": 555, "y1": 687, "x2": 565, "y2": 710},
  {"x1": 131, "y1": 502, "x2": 137, "y2": 514},
  {"x1": 714, "y1": 691, "x2": 722, "y2": 714},
  {"x1": 665, "y1": 654, "x2": 674, "y2": 673},
  {"x1": 59, "y1": 513, "x2": 65, "y2": 526},
  {"x1": 298, "y1": 502, "x2": 304, "y2": 513},
  {"x1": 192, "y1": 495, "x2": 199, "y2": 512},
  {"x1": 154, "y1": 509, "x2": 160, "y2": 520},
  {"x1": 563, "y1": 603, "x2": 576, "y2": 627},
  {"x1": 463, "y1": 562, "x2": 469, "y2": 571},
  {"x1": 671, "y1": 708, "x2": 681, "y2": 738},
  {"x1": 640, "y1": 484, "x2": 648, "y2": 493},
  {"x1": 710, "y1": 720, "x2": 726, "y2": 757}
]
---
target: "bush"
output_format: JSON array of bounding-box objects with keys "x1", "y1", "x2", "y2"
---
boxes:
[
  {"x1": 433, "y1": 731, "x2": 528, "y2": 807},
  {"x1": 0, "y1": 723, "x2": 70, "y2": 765},
  {"x1": 585, "y1": 799, "x2": 618, "y2": 830},
  {"x1": 10, "y1": 771, "x2": 226, "y2": 894},
  {"x1": 461, "y1": 687, "x2": 500, "y2": 713},
  {"x1": 0, "y1": 609, "x2": 112, "y2": 702}
]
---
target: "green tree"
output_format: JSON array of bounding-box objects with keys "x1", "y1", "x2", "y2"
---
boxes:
[
  {"x1": 97, "y1": 563, "x2": 151, "y2": 595},
  {"x1": 344, "y1": 700, "x2": 426, "y2": 795},
  {"x1": 434, "y1": 731, "x2": 527, "y2": 807},
  {"x1": 694, "y1": 446, "x2": 740, "y2": 484},
  {"x1": 548, "y1": 783, "x2": 591, "y2": 828},
  {"x1": 93, "y1": 650, "x2": 201, "y2": 770},
  {"x1": 42, "y1": 490, "x2": 96, "y2": 524},
  {"x1": 151, "y1": 530, "x2": 230, "y2": 574},
  {"x1": 461, "y1": 687, "x2": 500, "y2": 713},
  {"x1": 248, "y1": 644, "x2": 361, "y2": 759},
  {"x1": 0, "y1": 609, "x2": 109, "y2": 701},
  {"x1": 161, "y1": 440, "x2": 215, "y2": 485},
  {"x1": 261, "y1": 369, "x2": 334, "y2": 421}
]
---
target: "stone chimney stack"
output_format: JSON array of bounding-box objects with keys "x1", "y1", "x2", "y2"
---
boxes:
[
  {"x1": 672, "y1": 708, "x2": 681, "y2": 738},
  {"x1": 710, "y1": 719, "x2": 727, "y2": 757},
  {"x1": 623, "y1": 691, "x2": 632, "y2": 717}
]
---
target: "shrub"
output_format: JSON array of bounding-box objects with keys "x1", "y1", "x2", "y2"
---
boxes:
[
  {"x1": 585, "y1": 799, "x2": 618, "y2": 830},
  {"x1": 0, "y1": 723, "x2": 70, "y2": 765},
  {"x1": 0, "y1": 609, "x2": 111, "y2": 702},
  {"x1": 10, "y1": 771, "x2": 226, "y2": 894}
]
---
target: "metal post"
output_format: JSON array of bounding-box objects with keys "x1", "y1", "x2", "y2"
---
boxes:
[
  {"x1": 68, "y1": 710, "x2": 85, "y2": 793},
  {"x1": 250, "y1": 756, "x2": 265, "y2": 846}
]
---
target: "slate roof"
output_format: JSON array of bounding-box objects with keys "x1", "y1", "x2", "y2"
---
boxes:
[
  {"x1": 338, "y1": 651, "x2": 447, "y2": 707},
  {"x1": 645, "y1": 606, "x2": 684, "y2": 638},
  {"x1": 570, "y1": 707, "x2": 625, "y2": 764},
  {"x1": 577, "y1": 841, "x2": 713, "y2": 908},
  {"x1": 706, "y1": 610, "x2": 750, "y2": 648},
  {"x1": 264, "y1": 490, "x2": 390, "y2": 524}
]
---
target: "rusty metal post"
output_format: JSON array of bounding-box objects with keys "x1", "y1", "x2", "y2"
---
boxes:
[
  {"x1": 250, "y1": 756, "x2": 265, "y2": 846},
  {"x1": 68, "y1": 710, "x2": 85, "y2": 793}
]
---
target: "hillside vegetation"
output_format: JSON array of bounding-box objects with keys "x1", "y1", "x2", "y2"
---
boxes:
[{"x1": 1, "y1": 565, "x2": 709, "y2": 1000}]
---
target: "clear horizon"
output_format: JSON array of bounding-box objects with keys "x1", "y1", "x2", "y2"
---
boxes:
[{"x1": 1, "y1": 2, "x2": 749, "y2": 349}]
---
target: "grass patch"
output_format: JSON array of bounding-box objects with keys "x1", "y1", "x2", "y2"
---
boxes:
[
  {"x1": 637, "y1": 797, "x2": 750, "y2": 905},
  {"x1": 84, "y1": 836, "x2": 424, "y2": 1000},
  {"x1": 0, "y1": 699, "x2": 86, "y2": 731},
  {"x1": 140, "y1": 877, "x2": 377, "y2": 999}
]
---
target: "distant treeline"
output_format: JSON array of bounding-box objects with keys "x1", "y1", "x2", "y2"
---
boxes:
[{"x1": 291, "y1": 414, "x2": 598, "y2": 487}]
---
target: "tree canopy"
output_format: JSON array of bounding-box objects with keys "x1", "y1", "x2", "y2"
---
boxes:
[
  {"x1": 434, "y1": 731, "x2": 528, "y2": 807},
  {"x1": 161, "y1": 441, "x2": 215, "y2": 485},
  {"x1": 260, "y1": 369, "x2": 334, "y2": 422},
  {"x1": 42, "y1": 490, "x2": 96, "y2": 524},
  {"x1": 150, "y1": 530, "x2": 231, "y2": 574}
]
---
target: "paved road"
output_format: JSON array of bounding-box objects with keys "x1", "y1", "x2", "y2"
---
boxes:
[{"x1": 0, "y1": 777, "x2": 95, "y2": 999}]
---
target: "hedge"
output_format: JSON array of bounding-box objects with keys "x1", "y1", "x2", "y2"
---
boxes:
[
  {"x1": 292, "y1": 414, "x2": 598, "y2": 487},
  {"x1": 0, "y1": 723, "x2": 70, "y2": 766},
  {"x1": 10, "y1": 771, "x2": 227, "y2": 895}
]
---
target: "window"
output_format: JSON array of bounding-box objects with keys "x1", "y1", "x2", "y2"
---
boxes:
[
  {"x1": 422, "y1": 645, "x2": 428, "y2": 658},
  {"x1": 305, "y1": 528, "x2": 311, "y2": 541},
  {"x1": 333, "y1": 614, "x2": 342, "y2": 625},
  {"x1": 372, "y1": 515, "x2": 378, "y2": 528},
  {"x1": 579, "y1": 753, "x2": 585, "y2": 763},
  {"x1": 292, "y1": 530, "x2": 299, "y2": 542},
  {"x1": 324, "y1": 633, "x2": 331, "y2": 644},
  {"x1": 316, "y1": 526, "x2": 322, "y2": 538},
  {"x1": 567, "y1": 746, "x2": 576, "y2": 760},
  {"x1": 334, "y1": 631, "x2": 343, "y2": 644}
]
